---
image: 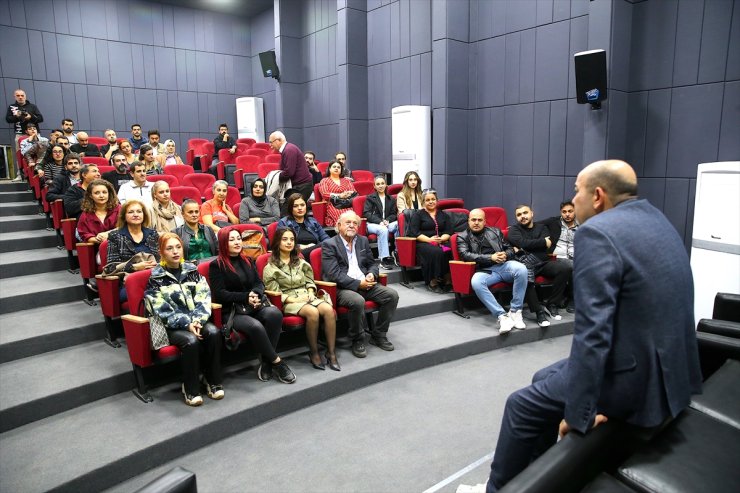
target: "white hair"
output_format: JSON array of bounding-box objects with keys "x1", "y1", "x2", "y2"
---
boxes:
[
  {"x1": 213, "y1": 180, "x2": 229, "y2": 191},
  {"x1": 270, "y1": 130, "x2": 286, "y2": 141},
  {"x1": 335, "y1": 210, "x2": 361, "y2": 233}
]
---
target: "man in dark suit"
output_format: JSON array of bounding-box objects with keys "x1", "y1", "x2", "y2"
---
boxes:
[
  {"x1": 484, "y1": 160, "x2": 702, "y2": 492},
  {"x1": 322, "y1": 211, "x2": 399, "y2": 358},
  {"x1": 269, "y1": 130, "x2": 313, "y2": 203}
]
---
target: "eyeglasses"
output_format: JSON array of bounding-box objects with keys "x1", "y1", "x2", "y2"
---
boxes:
[
  {"x1": 422, "y1": 188, "x2": 437, "y2": 194},
  {"x1": 269, "y1": 139, "x2": 278, "y2": 144}
]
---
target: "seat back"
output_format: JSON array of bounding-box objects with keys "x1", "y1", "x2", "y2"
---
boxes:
[
  {"x1": 309, "y1": 247, "x2": 323, "y2": 281},
  {"x1": 235, "y1": 154, "x2": 261, "y2": 171},
  {"x1": 182, "y1": 173, "x2": 215, "y2": 197},
  {"x1": 437, "y1": 198, "x2": 465, "y2": 210},
  {"x1": 264, "y1": 154, "x2": 281, "y2": 164},
  {"x1": 352, "y1": 195, "x2": 369, "y2": 235},
  {"x1": 228, "y1": 223, "x2": 269, "y2": 252},
  {"x1": 237, "y1": 137, "x2": 256, "y2": 147},
  {"x1": 164, "y1": 164, "x2": 192, "y2": 185},
  {"x1": 317, "y1": 162, "x2": 329, "y2": 175},
  {"x1": 99, "y1": 239, "x2": 109, "y2": 267},
  {"x1": 353, "y1": 181, "x2": 375, "y2": 196},
  {"x1": 352, "y1": 170, "x2": 374, "y2": 182},
  {"x1": 83, "y1": 156, "x2": 110, "y2": 167},
  {"x1": 170, "y1": 186, "x2": 201, "y2": 205},
  {"x1": 313, "y1": 183, "x2": 323, "y2": 202},
  {"x1": 204, "y1": 186, "x2": 241, "y2": 209},
  {"x1": 451, "y1": 233, "x2": 462, "y2": 261},
  {"x1": 255, "y1": 252, "x2": 271, "y2": 278},
  {"x1": 87, "y1": 136, "x2": 108, "y2": 146},
  {"x1": 245, "y1": 148, "x2": 268, "y2": 159},
  {"x1": 267, "y1": 221, "x2": 279, "y2": 245},
  {"x1": 257, "y1": 163, "x2": 279, "y2": 179},
  {"x1": 481, "y1": 206, "x2": 508, "y2": 230},
  {"x1": 187, "y1": 138, "x2": 209, "y2": 153},
  {"x1": 251, "y1": 142, "x2": 271, "y2": 152},
  {"x1": 124, "y1": 269, "x2": 153, "y2": 317},
  {"x1": 146, "y1": 174, "x2": 179, "y2": 187},
  {"x1": 387, "y1": 183, "x2": 403, "y2": 196},
  {"x1": 218, "y1": 148, "x2": 238, "y2": 165},
  {"x1": 97, "y1": 165, "x2": 115, "y2": 175}
]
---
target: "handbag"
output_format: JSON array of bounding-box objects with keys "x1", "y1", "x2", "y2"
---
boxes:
[
  {"x1": 515, "y1": 250, "x2": 547, "y2": 282},
  {"x1": 330, "y1": 191, "x2": 357, "y2": 209},
  {"x1": 222, "y1": 294, "x2": 272, "y2": 351},
  {"x1": 143, "y1": 298, "x2": 170, "y2": 350},
  {"x1": 103, "y1": 252, "x2": 156, "y2": 278}
]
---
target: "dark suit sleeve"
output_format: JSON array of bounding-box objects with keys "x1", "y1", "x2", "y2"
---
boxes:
[
  {"x1": 564, "y1": 224, "x2": 621, "y2": 434},
  {"x1": 321, "y1": 240, "x2": 361, "y2": 291}
]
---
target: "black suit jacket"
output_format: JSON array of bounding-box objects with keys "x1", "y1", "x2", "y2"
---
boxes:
[{"x1": 321, "y1": 234, "x2": 379, "y2": 291}]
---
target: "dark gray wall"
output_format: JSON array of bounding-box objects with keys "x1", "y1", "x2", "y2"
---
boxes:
[{"x1": 0, "y1": 0, "x2": 271, "y2": 153}]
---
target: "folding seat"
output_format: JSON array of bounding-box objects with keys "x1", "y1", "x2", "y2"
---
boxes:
[
  {"x1": 60, "y1": 216, "x2": 79, "y2": 273},
  {"x1": 255, "y1": 253, "x2": 308, "y2": 333},
  {"x1": 480, "y1": 206, "x2": 508, "y2": 229},
  {"x1": 317, "y1": 162, "x2": 329, "y2": 175},
  {"x1": 186, "y1": 138, "x2": 209, "y2": 167},
  {"x1": 163, "y1": 164, "x2": 192, "y2": 185},
  {"x1": 387, "y1": 183, "x2": 403, "y2": 196},
  {"x1": 251, "y1": 142, "x2": 271, "y2": 152},
  {"x1": 237, "y1": 137, "x2": 256, "y2": 147},
  {"x1": 257, "y1": 162, "x2": 279, "y2": 179},
  {"x1": 97, "y1": 165, "x2": 115, "y2": 175},
  {"x1": 170, "y1": 186, "x2": 202, "y2": 205},
  {"x1": 353, "y1": 180, "x2": 375, "y2": 196},
  {"x1": 311, "y1": 184, "x2": 328, "y2": 226},
  {"x1": 204, "y1": 185, "x2": 242, "y2": 209},
  {"x1": 264, "y1": 154, "x2": 281, "y2": 164},
  {"x1": 76, "y1": 239, "x2": 103, "y2": 306},
  {"x1": 146, "y1": 174, "x2": 178, "y2": 188},
  {"x1": 216, "y1": 148, "x2": 239, "y2": 180},
  {"x1": 82, "y1": 156, "x2": 110, "y2": 167},
  {"x1": 351, "y1": 170, "x2": 374, "y2": 182},
  {"x1": 232, "y1": 155, "x2": 261, "y2": 192},
  {"x1": 182, "y1": 173, "x2": 215, "y2": 200},
  {"x1": 198, "y1": 142, "x2": 215, "y2": 172},
  {"x1": 86, "y1": 136, "x2": 108, "y2": 146},
  {"x1": 93, "y1": 239, "x2": 125, "y2": 347},
  {"x1": 437, "y1": 198, "x2": 465, "y2": 210},
  {"x1": 50, "y1": 199, "x2": 66, "y2": 248},
  {"x1": 245, "y1": 148, "x2": 269, "y2": 159}
]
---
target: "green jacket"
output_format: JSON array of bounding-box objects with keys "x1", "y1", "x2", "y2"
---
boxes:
[{"x1": 144, "y1": 262, "x2": 211, "y2": 331}]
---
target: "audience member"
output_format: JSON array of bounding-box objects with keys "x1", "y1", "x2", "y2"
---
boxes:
[
  {"x1": 363, "y1": 174, "x2": 399, "y2": 269},
  {"x1": 319, "y1": 160, "x2": 357, "y2": 227},
  {"x1": 102, "y1": 153, "x2": 132, "y2": 190},
  {"x1": 41, "y1": 144, "x2": 67, "y2": 186},
  {"x1": 55, "y1": 135, "x2": 70, "y2": 153},
  {"x1": 200, "y1": 180, "x2": 238, "y2": 234},
  {"x1": 408, "y1": 189, "x2": 454, "y2": 293},
  {"x1": 457, "y1": 209, "x2": 527, "y2": 333},
  {"x1": 508, "y1": 205, "x2": 573, "y2": 325},
  {"x1": 209, "y1": 123, "x2": 236, "y2": 172},
  {"x1": 304, "y1": 150, "x2": 322, "y2": 184},
  {"x1": 209, "y1": 226, "x2": 296, "y2": 384},
  {"x1": 263, "y1": 227, "x2": 339, "y2": 371},
  {"x1": 396, "y1": 170, "x2": 423, "y2": 214},
  {"x1": 129, "y1": 123, "x2": 146, "y2": 152},
  {"x1": 269, "y1": 130, "x2": 313, "y2": 203},
  {"x1": 47, "y1": 153, "x2": 81, "y2": 203},
  {"x1": 277, "y1": 193, "x2": 329, "y2": 258},
  {"x1": 149, "y1": 180, "x2": 184, "y2": 233},
  {"x1": 173, "y1": 199, "x2": 218, "y2": 264},
  {"x1": 40, "y1": 129, "x2": 64, "y2": 164},
  {"x1": 145, "y1": 232, "x2": 223, "y2": 407},
  {"x1": 63, "y1": 162, "x2": 100, "y2": 219},
  {"x1": 155, "y1": 139, "x2": 183, "y2": 166},
  {"x1": 20, "y1": 123, "x2": 49, "y2": 173},
  {"x1": 482, "y1": 160, "x2": 702, "y2": 492},
  {"x1": 117, "y1": 161, "x2": 154, "y2": 207},
  {"x1": 334, "y1": 151, "x2": 352, "y2": 178},
  {"x1": 77, "y1": 179, "x2": 120, "y2": 244},
  {"x1": 147, "y1": 129, "x2": 165, "y2": 156},
  {"x1": 542, "y1": 201, "x2": 578, "y2": 313},
  {"x1": 118, "y1": 139, "x2": 137, "y2": 165},
  {"x1": 69, "y1": 131, "x2": 101, "y2": 158},
  {"x1": 61, "y1": 118, "x2": 77, "y2": 144},
  {"x1": 239, "y1": 178, "x2": 280, "y2": 228},
  {"x1": 6, "y1": 89, "x2": 44, "y2": 172},
  {"x1": 322, "y1": 211, "x2": 398, "y2": 358},
  {"x1": 138, "y1": 144, "x2": 161, "y2": 175},
  {"x1": 98, "y1": 129, "x2": 118, "y2": 160}
]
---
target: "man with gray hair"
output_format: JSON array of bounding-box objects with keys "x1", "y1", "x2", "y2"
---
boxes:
[
  {"x1": 269, "y1": 130, "x2": 313, "y2": 203},
  {"x1": 322, "y1": 211, "x2": 399, "y2": 358},
  {"x1": 70, "y1": 131, "x2": 101, "y2": 158}
]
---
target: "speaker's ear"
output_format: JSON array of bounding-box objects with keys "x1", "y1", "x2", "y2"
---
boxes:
[{"x1": 574, "y1": 49, "x2": 607, "y2": 108}]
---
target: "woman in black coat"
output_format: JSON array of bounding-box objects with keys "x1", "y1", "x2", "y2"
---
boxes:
[
  {"x1": 407, "y1": 189, "x2": 454, "y2": 293},
  {"x1": 363, "y1": 175, "x2": 399, "y2": 270},
  {"x1": 209, "y1": 226, "x2": 296, "y2": 384}
]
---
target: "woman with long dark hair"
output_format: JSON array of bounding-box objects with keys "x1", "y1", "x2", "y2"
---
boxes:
[
  {"x1": 277, "y1": 193, "x2": 329, "y2": 258},
  {"x1": 318, "y1": 160, "x2": 357, "y2": 227},
  {"x1": 209, "y1": 226, "x2": 296, "y2": 384},
  {"x1": 396, "y1": 170, "x2": 423, "y2": 214}
]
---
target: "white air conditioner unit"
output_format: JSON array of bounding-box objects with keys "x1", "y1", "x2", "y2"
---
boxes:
[
  {"x1": 391, "y1": 105, "x2": 431, "y2": 186},
  {"x1": 236, "y1": 97, "x2": 265, "y2": 142}
]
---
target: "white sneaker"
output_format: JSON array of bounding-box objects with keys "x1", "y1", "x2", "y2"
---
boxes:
[
  {"x1": 11, "y1": 175, "x2": 22, "y2": 182},
  {"x1": 509, "y1": 309, "x2": 526, "y2": 329},
  {"x1": 498, "y1": 313, "x2": 514, "y2": 334},
  {"x1": 456, "y1": 484, "x2": 486, "y2": 493},
  {"x1": 181, "y1": 384, "x2": 203, "y2": 407}
]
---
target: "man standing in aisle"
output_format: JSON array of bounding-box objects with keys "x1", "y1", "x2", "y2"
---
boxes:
[
  {"x1": 5, "y1": 89, "x2": 44, "y2": 181},
  {"x1": 269, "y1": 130, "x2": 313, "y2": 203}
]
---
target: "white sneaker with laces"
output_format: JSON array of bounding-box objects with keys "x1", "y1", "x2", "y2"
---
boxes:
[
  {"x1": 498, "y1": 313, "x2": 514, "y2": 334},
  {"x1": 11, "y1": 175, "x2": 22, "y2": 182},
  {"x1": 456, "y1": 484, "x2": 486, "y2": 493},
  {"x1": 509, "y1": 309, "x2": 526, "y2": 329}
]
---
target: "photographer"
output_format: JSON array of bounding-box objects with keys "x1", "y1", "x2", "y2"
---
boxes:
[{"x1": 5, "y1": 89, "x2": 43, "y2": 181}]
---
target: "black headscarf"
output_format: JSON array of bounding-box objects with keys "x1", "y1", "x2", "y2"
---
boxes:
[{"x1": 251, "y1": 178, "x2": 267, "y2": 204}]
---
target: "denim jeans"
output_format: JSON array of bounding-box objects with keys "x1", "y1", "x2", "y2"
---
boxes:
[
  {"x1": 471, "y1": 260, "x2": 527, "y2": 317},
  {"x1": 366, "y1": 221, "x2": 399, "y2": 259}
]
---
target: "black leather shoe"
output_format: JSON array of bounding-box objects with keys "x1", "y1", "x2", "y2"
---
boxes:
[
  {"x1": 352, "y1": 339, "x2": 367, "y2": 358},
  {"x1": 325, "y1": 352, "x2": 341, "y2": 371},
  {"x1": 369, "y1": 336, "x2": 394, "y2": 351}
]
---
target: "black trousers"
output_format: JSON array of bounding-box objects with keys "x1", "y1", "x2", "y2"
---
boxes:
[
  {"x1": 537, "y1": 259, "x2": 573, "y2": 305},
  {"x1": 168, "y1": 322, "x2": 222, "y2": 396},
  {"x1": 231, "y1": 305, "x2": 283, "y2": 362},
  {"x1": 292, "y1": 181, "x2": 313, "y2": 204}
]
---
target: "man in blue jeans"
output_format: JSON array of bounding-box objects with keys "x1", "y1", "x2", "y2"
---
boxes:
[{"x1": 456, "y1": 209, "x2": 527, "y2": 333}]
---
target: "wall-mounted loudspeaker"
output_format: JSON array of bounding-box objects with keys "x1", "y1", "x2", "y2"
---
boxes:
[
  {"x1": 259, "y1": 51, "x2": 280, "y2": 81},
  {"x1": 574, "y1": 49, "x2": 607, "y2": 109}
]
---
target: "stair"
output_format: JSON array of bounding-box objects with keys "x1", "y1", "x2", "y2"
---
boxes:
[{"x1": 0, "y1": 179, "x2": 574, "y2": 492}]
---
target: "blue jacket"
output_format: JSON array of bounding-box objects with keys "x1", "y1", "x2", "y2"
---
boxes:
[{"x1": 277, "y1": 216, "x2": 329, "y2": 244}]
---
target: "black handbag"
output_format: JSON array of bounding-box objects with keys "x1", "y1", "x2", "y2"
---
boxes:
[
  {"x1": 222, "y1": 294, "x2": 272, "y2": 351},
  {"x1": 330, "y1": 191, "x2": 357, "y2": 209}
]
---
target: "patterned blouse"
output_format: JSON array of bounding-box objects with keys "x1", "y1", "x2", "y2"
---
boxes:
[{"x1": 318, "y1": 177, "x2": 356, "y2": 227}]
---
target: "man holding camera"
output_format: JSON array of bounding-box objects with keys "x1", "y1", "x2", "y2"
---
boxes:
[{"x1": 5, "y1": 89, "x2": 44, "y2": 181}]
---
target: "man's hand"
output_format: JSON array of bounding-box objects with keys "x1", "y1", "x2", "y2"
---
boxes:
[
  {"x1": 545, "y1": 236, "x2": 552, "y2": 248},
  {"x1": 559, "y1": 414, "x2": 608, "y2": 439},
  {"x1": 492, "y1": 252, "x2": 507, "y2": 263},
  {"x1": 250, "y1": 217, "x2": 261, "y2": 223},
  {"x1": 359, "y1": 278, "x2": 376, "y2": 290}
]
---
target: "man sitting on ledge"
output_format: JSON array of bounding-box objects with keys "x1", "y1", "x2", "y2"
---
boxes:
[{"x1": 479, "y1": 160, "x2": 702, "y2": 492}]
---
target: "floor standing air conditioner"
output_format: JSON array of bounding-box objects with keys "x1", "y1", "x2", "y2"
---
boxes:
[
  {"x1": 689, "y1": 161, "x2": 740, "y2": 322},
  {"x1": 236, "y1": 97, "x2": 265, "y2": 142},
  {"x1": 391, "y1": 106, "x2": 431, "y2": 186}
]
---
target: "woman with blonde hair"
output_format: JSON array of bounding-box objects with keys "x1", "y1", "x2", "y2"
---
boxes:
[
  {"x1": 396, "y1": 170, "x2": 423, "y2": 214},
  {"x1": 149, "y1": 180, "x2": 184, "y2": 233}
]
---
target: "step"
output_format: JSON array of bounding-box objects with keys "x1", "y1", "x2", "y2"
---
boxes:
[
  {"x1": 0, "y1": 340, "x2": 134, "y2": 433},
  {"x1": 0, "y1": 230, "x2": 60, "y2": 253},
  {"x1": 0, "y1": 310, "x2": 574, "y2": 493},
  {"x1": 0, "y1": 270, "x2": 86, "y2": 314},
  {"x1": 0, "y1": 214, "x2": 48, "y2": 233},
  {"x1": 0, "y1": 189, "x2": 36, "y2": 202},
  {"x1": 0, "y1": 301, "x2": 107, "y2": 363},
  {"x1": 0, "y1": 201, "x2": 42, "y2": 216},
  {"x1": 0, "y1": 246, "x2": 69, "y2": 278},
  {"x1": 0, "y1": 181, "x2": 31, "y2": 192}
]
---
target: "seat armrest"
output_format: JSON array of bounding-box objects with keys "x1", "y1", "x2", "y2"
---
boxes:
[
  {"x1": 265, "y1": 290, "x2": 283, "y2": 310},
  {"x1": 77, "y1": 242, "x2": 97, "y2": 279},
  {"x1": 697, "y1": 319, "x2": 740, "y2": 339},
  {"x1": 234, "y1": 169, "x2": 244, "y2": 191},
  {"x1": 211, "y1": 303, "x2": 222, "y2": 328},
  {"x1": 97, "y1": 274, "x2": 122, "y2": 317},
  {"x1": 61, "y1": 218, "x2": 77, "y2": 251},
  {"x1": 311, "y1": 201, "x2": 327, "y2": 226},
  {"x1": 395, "y1": 237, "x2": 417, "y2": 266},
  {"x1": 217, "y1": 160, "x2": 225, "y2": 180},
  {"x1": 121, "y1": 314, "x2": 153, "y2": 367},
  {"x1": 315, "y1": 280, "x2": 337, "y2": 306},
  {"x1": 449, "y1": 261, "x2": 476, "y2": 295},
  {"x1": 713, "y1": 293, "x2": 740, "y2": 323},
  {"x1": 378, "y1": 273, "x2": 388, "y2": 286},
  {"x1": 199, "y1": 154, "x2": 210, "y2": 173}
]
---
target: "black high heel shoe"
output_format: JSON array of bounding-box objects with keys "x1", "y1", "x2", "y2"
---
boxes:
[
  {"x1": 325, "y1": 352, "x2": 341, "y2": 371},
  {"x1": 309, "y1": 353, "x2": 325, "y2": 370}
]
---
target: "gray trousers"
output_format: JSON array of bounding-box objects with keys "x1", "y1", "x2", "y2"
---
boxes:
[{"x1": 336, "y1": 284, "x2": 399, "y2": 341}]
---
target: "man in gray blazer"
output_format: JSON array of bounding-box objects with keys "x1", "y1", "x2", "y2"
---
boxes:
[
  {"x1": 484, "y1": 160, "x2": 702, "y2": 492},
  {"x1": 322, "y1": 211, "x2": 399, "y2": 358}
]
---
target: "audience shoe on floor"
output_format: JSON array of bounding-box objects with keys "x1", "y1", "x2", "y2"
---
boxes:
[
  {"x1": 391, "y1": 250, "x2": 400, "y2": 266},
  {"x1": 509, "y1": 309, "x2": 526, "y2": 329},
  {"x1": 257, "y1": 359, "x2": 273, "y2": 382},
  {"x1": 380, "y1": 257, "x2": 395, "y2": 270},
  {"x1": 202, "y1": 378, "x2": 224, "y2": 400},
  {"x1": 369, "y1": 336, "x2": 394, "y2": 351},
  {"x1": 274, "y1": 360, "x2": 296, "y2": 384},
  {"x1": 498, "y1": 313, "x2": 514, "y2": 334},
  {"x1": 325, "y1": 352, "x2": 341, "y2": 371},
  {"x1": 566, "y1": 300, "x2": 576, "y2": 313},
  {"x1": 181, "y1": 384, "x2": 203, "y2": 407},
  {"x1": 536, "y1": 310, "x2": 550, "y2": 327},
  {"x1": 309, "y1": 354, "x2": 325, "y2": 370},
  {"x1": 546, "y1": 303, "x2": 562, "y2": 320},
  {"x1": 456, "y1": 484, "x2": 486, "y2": 493},
  {"x1": 352, "y1": 339, "x2": 367, "y2": 358},
  {"x1": 11, "y1": 175, "x2": 22, "y2": 182},
  {"x1": 426, "y1": 283, "x2": 444, "y2": 294}
]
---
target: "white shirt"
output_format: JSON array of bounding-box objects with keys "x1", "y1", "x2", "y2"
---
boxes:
[
  {"x1": 340, "y1": 235, "x2": 365, "y2": 281},
  {"x1": 117, "y1": 180, "x2": 154, "y2": 207}
]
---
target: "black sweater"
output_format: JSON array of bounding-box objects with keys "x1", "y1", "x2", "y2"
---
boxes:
[
  {"x1": 209, "y1": 255, "x2": 264, "y2": 313},
  {"x1": 507, "y1": 222, "x2": 551, "y2": 261}
]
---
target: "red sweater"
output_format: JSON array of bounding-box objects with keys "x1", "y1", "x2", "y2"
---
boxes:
[{"x1": 77, "y1": 205, "x2": 121, "y2": 242}]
